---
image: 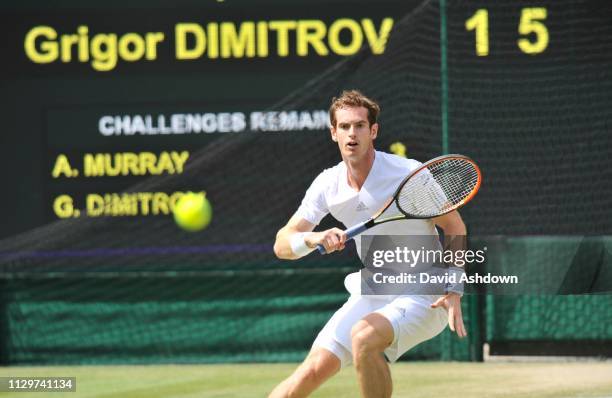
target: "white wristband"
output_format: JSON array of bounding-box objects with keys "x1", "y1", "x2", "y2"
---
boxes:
[{"x1": 290, "y1": 232, "x2": 315, "y2": 258}]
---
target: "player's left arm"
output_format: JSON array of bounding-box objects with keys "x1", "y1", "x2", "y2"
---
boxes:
[
  {"x1": 430, "y1": 210, "x2": 468, "y2": 337},
  {"x1": 433, "y1": 209, "x2": 466, "y2": 235}
]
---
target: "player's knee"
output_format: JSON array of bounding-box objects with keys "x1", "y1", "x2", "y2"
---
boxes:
[
  {"x1": 351, "y1": 321, "x2": 377, "y2": 354},
  {"x1": 351, "y1": 319, "x2": 369, "y2": 338},
  {"x1": 351, "y1": 319, "x2": 392, "y2": 357}
]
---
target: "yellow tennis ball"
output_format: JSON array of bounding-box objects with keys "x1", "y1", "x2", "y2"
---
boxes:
[
  {"x1": 390, "y1": 142, "x2": 407, "y2": 158},
  {"x1": 173, "y1": 191, "x2": 212, "y2": 232}
]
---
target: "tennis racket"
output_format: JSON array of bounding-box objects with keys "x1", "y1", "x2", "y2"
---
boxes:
[{"x1": 317, "y1": 154, "x2": 482, "y2": 254}]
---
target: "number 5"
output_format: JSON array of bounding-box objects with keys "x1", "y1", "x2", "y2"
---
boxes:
[{"x1": 517, "y1": 7, "x2": 549, "y2": 54}]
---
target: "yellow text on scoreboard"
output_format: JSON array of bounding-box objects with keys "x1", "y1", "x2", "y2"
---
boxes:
[{"x1": 23, "y1": 18, "x2": 395, "y2": 71}]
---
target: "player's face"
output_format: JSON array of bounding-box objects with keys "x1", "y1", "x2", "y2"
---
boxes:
[{"x1": 331, "y1": 106, "x2": 378, "y2": 161}]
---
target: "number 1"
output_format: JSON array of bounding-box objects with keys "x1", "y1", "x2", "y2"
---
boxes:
[{"x1": 466, "y1": 9, "x2": 489, "y2": 56}]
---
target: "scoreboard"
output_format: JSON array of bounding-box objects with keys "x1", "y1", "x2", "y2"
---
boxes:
[
  {"x1": 0, "y1": 0, "x2": 610, "y2": 242},
  {"x1": 0, "y1": 0, "x2": 415, "y2": 239}
]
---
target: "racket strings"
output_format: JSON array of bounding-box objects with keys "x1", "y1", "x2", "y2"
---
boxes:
[
  {"x1": 378, "y1": 201, "x2": 404, "y2": 219},
  {"x1": 397, "y1": 158, "x2": 479, "y2": 218}
]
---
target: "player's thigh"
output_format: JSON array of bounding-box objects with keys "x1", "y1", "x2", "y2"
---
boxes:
[
  {"x1": 312, "y1": 295, "x2": 374, "y2": 360},
  {"x1": 376, "y1": 295, "x2": 448, "y2": 362},
  {"x1": 351, "y1": 312, "x2": 395, "y2": 351}
]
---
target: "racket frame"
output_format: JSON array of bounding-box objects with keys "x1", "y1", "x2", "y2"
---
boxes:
[{"x1": 316, "y1": 153, "x2": 482, "y2": 254}]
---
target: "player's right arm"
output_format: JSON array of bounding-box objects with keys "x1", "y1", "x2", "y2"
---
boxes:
[{"x1": 273, "y1": 214, "x2": 346, "y2": 260}]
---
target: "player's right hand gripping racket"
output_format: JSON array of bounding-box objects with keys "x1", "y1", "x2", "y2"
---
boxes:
[{"x1": 317, "y1": 154, "x2": 482, "y2": 254}]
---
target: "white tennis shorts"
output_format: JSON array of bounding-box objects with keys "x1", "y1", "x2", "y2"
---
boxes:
[{"x1": 312, "y1": 293, "x2": 448, "y2": 367}]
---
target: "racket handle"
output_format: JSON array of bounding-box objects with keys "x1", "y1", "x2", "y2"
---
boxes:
[
  {"x1": 345, "y1": 222, "x2": 368, "y2": 239},
  {"x1": 316, "y1": 221, "x2": 368, "y2": 255}
]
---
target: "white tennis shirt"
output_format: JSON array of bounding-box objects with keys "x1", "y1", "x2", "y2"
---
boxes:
[
  {"x1": 296, "y1": 151, "x2": 439, "y2": 294},
  {"x1": 296, "y1": 150, "x2": 438, "y2": 237}
]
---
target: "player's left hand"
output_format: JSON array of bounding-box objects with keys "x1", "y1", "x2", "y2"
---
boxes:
[{"x1": 430, "y1": 293, "x2": 467, "y2": 338}]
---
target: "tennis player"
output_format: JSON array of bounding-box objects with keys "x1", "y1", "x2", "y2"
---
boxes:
[{"x1": 269, "y1": 90, "x2": 467, "y2": 398}]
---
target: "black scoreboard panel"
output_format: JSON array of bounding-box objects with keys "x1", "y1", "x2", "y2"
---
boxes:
[{"x1": 0, "y1": 0, "x2": 416, "y2": 239}]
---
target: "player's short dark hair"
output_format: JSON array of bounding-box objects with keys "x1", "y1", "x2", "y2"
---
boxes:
[{"x1": 329, "y1": 90, "x2": 380, "y2": 128}]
